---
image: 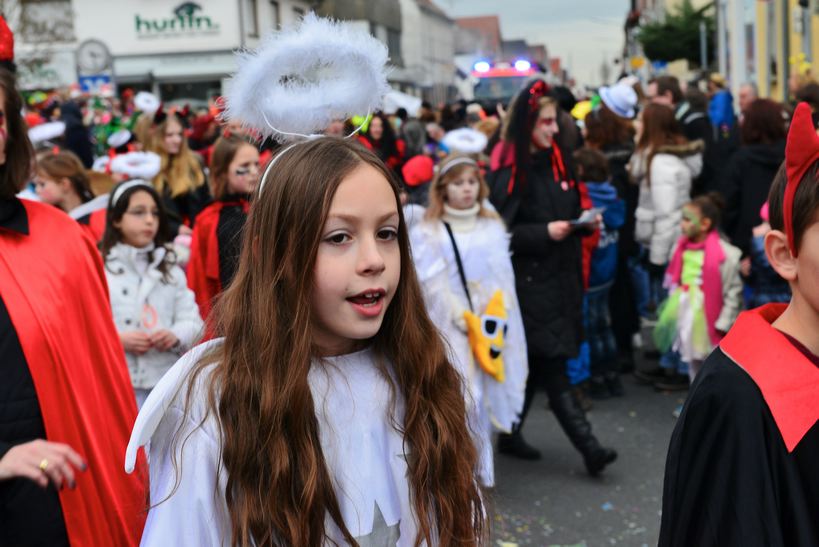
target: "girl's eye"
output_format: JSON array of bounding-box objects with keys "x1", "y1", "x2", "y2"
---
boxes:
[
  {"x1": 377, "y1": 228, "x2": 398, "y2": 241},
  {"x1": 326, "y1": 233, "x2": 350, "y2": 244}
]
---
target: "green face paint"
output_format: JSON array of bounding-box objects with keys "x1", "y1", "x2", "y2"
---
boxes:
[
  {"x1": 682, "y1": 208, "x2": 702, "y2": 238},
  {"x1": 682, "y1": 210, "x2": 701, "y2": 227}
]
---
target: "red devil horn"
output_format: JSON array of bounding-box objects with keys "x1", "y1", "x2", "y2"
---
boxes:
[{"x1": 784, "y1": 102, "x2": 819, "y2": 254}]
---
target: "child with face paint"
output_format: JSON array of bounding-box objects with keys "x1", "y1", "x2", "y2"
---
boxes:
[{"x1": 653, "y1": 193, "x2": 743, "y2": 383}]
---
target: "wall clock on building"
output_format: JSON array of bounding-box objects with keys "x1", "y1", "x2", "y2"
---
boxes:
[{"x1": 76, "y1": 39, "x2": 112, "y2": 74}]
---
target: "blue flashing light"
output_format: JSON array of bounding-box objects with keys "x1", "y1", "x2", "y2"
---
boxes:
[
  {"x1": 514, "y1": 59, "x2": 532, "y2": 72},
  {"x1": 473, "y1": 61, "x2": 491, "y2": 73}
]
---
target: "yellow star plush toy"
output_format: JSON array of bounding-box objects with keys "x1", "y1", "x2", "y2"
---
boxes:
[{"x1": 464, "y1": 290, "x2": 508, "y2": 382}]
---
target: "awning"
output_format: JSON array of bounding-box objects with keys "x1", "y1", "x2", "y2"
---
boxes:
[
  {"x1": 113, "y1": 51, "x2": 237, "y2": 83},
  {"x1": 383, "y1": 90, "x2": 422, "y2": 116}
]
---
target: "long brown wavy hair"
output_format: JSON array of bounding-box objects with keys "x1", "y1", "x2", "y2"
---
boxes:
[{"x1": 179, "y1": 137, "x2": 487, "y2": 546}]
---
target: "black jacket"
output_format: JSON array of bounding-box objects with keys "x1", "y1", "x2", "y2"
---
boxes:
[
  {"x1": 59, "y1": 102, "x2": 94, "y2": 168},
  {"x1": 719, "y1": 140, "x2": 785, "y2": 256},
  {"x1": 602, "y1": 142, "x2": 637, "y2": 256},
  {"x1": 162, "y1": 179, "x2": 212, "y2": 237},
  {"x1": 487, "y1": 149, "x2": 584, "y2": 361}
]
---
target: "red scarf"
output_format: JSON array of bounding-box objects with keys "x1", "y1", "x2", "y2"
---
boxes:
[
  {"x1": 665, "y1": 230, "x2": 725, "y2": 345},
  {"x1": 490, "y1": 140, "x2": 574, "y2": 194}
]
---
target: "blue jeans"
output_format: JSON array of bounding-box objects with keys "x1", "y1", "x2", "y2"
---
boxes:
[
  {"x1": 587, "y1": 284, "x2": 618, "y2": 375},
  {"x1": 567, "y1": 296, "x2": 591, "y2": 385},
  {"x1": 660, "y1": 349, "x2": 689, "y2": 376},
  {"x1": 627, "y1": 252, "x2": 650, "y2": 318}
]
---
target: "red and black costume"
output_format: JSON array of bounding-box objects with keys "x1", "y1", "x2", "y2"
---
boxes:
[
  {"x1": 187, "y1": 194, "x2": 250, "y2": 324},
  {"x1": 75, "y1": 208, "x2": 107, "y2": 243},
  {"x1": 661, "y1": 102, "x2": 819, "y2": 546},
  {"x1": 0, "y1": 198, "x2": 146, "y2": 545},
  {"x1": 660, "y1": 304, "x2": 819, "y2": 545}
]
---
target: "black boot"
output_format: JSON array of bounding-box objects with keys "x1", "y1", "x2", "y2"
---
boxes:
[
  {"x1": 604, "y1": 371, "x2": 625, "y2": 397},
  {"x1": 497, "y1": 425, "x2": 541, "y2": 460},
  {"x1": 549, "y1": 390, "x2": 617, "y2": 476},
  {"x1": 587, "y1": 375, "x2": 611, "y2": 400}
]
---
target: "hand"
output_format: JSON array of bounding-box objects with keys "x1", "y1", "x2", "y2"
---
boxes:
[
  {"x1": 120, "y1": 331, "x2": 152, "y2": 354},
  {"x1": 177, "y1": 225, "x2": 193, "y2": 236},
  {"x1": 149, "y1": 329, "x2": 179, "y2": 351},
  {"x1": 547, "y1": 221, "x2": 572, "y2": 241},
  {"x1": 0, "y1": 439, "x2": 87, "y2": 489},
  {"x1": 740, "y1": 257, "x2": 751, "y2": 277}
]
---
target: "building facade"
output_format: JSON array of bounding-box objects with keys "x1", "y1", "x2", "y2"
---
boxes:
[{"x1": 399, "y1": 0, "x2": 456, "y2": 104}]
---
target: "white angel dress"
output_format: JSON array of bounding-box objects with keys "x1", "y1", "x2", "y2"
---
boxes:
[
  {"x1": 125, "y1": 340, "x2": 422, "y2": 546},
  {"x1": 409, "y1": 204, "x2": 528, "y2": 487}
]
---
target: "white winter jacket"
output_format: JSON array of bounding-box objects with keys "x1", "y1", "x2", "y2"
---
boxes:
[
  {"x1": 632, "y1": 141, "x2": 704, "y2": 266},
  {"x1": 105, "y1": 243, "x2": 203, "y2": 389}
]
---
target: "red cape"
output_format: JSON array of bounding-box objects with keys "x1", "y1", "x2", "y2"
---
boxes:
[
  {"x1": 187, "y1": 199, "x2": 248, "y2": 331},
  {"x1": 720, "y1": 303, "x2": 819, "y2": 452},
  {"x1": 0, "y1": 200, "x2": 147, "y2": 545},
  {"x1": 187, "y1": 201, "x2": 224, "y2": 323},
  {"x1": 77, "y1": 208, "x2": 107, "y2": 243}
]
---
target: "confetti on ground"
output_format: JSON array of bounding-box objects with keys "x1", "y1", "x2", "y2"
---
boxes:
[{"x1": 601, "y1": 502, "x2": 614, "y2": 511}]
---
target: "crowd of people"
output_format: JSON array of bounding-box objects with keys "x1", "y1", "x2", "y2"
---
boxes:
[{"x1": 1, "y1": 12, "x2": 818, "y2": 546}]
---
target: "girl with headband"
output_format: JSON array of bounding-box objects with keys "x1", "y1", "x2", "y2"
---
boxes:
[
  {"x1": 101, "y1": 180, "x2": 203, "y2": 408},
  {"x1": 660, "y1": 102, "x2": 819, "y2": 545},
  {"x1": 125, "y1": 15, "x2": 486, "y2": 545},
  {"x1": 409, "y1": 154, "x2": 528, "y2": 488}
]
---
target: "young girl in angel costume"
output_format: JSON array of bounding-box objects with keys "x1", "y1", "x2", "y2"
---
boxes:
[
  {"x1": 125, "y1": 14, "x2": 486, "y2": 546},
  {"x1": 409, "y1": 155, "x2": 527, "y2": 487}
]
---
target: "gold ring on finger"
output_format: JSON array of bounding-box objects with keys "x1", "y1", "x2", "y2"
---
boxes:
[{"x1": 38, "y1": 458, "x2": 49, "y2": 471}]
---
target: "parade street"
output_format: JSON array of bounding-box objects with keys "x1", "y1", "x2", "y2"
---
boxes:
[{"x1": 493, "y1": 371, "x2": 682, "y2": 547}]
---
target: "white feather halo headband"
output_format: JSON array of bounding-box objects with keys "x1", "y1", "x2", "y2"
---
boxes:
[
  {"x1": 442, "y1": 128, "x2": 488, "y2": 155},
  {"x1": 134, "y1": 92, "x2": 160, "y2": 115},
  {"x1": 224, "y1": 13, "x2": 390, "y2": 143},
  {"x1": 109, "y1": 151, "x2": 162, "y2": 180}
]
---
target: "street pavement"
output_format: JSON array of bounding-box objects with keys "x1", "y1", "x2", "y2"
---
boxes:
[{"x1": 490, "y1": 372, "x2": 685, "y2": 547}]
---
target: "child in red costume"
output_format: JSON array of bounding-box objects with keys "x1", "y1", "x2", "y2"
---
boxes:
[{"x1": 660, "y1": 102, "x2": 819, "y2": 546}]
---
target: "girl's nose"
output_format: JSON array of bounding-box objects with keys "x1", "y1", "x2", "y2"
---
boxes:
[{"x1": 357, "y1": 236, "x2": 386, "y2": 275}]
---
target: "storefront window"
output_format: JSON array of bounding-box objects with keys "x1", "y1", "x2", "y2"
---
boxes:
[
  {"x1": 245, "y1": 0, "x2": 259, "y2": 37},
  {"x1": 270, "y1": 1, "x2": 280, "y2": 29},
  {"x1": 159, "y1": 81, "x2": 223, "y2": 106}
]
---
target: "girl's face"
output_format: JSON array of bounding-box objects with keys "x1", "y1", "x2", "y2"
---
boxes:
[
  {"x1": 34, "y1": 172, "x2": 70, "y2": 208},
  {"x1": 114, "y1": 190, "x2": 160, "y2": 248},
  {"x1": 681, "y1": 205, "x2": 710, "y2": 240},
  {"x1": 531, "y1": 104, "x2": 559, "y2": 149},
  {"x1": 226, "y1": 144, "x2": 261, "y2": 195},
  {"x1": 162, "y1": 118, "x2": 183, "y2": 155},
  {"x1": 311, "y1": 163, "x2": 401, "y2": 356},
  {"x1": 444, "y1": 168, "x2": 480, "y2": 210},
  {"x1": 369, "y1": 117, "x2": 384, "y2": 141}
]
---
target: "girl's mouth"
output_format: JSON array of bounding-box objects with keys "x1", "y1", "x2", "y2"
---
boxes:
[{"x1": 347, "y1": 289, "x2": 387, "y2": 317}]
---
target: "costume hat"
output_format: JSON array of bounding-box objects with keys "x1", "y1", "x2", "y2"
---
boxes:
[{"x1": 784, "y1": 102, "x2": 819, "y2": 255}]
